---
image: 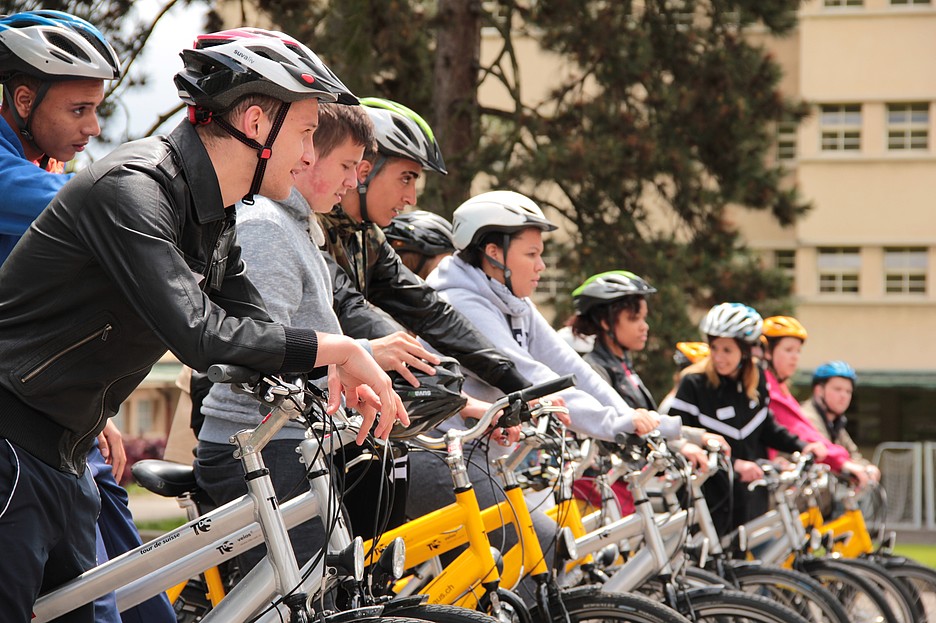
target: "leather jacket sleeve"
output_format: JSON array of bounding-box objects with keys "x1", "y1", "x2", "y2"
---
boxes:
[
  {"x1": 325, "y1": 253, "x2": 403, "y2": 338},
  {"x1": 367, "y1": 238, "x2": 531, "y2": 393},
  {"x1": 72, "y1": 166, "x2": 318, "y2": 373}
]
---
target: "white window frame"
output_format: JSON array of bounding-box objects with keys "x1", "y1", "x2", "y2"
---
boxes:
[
  {"x1": 887, "y1": 103, "x2": 929, "y2": 151},
  {"x1": 818, "y1": 247, "x2": 860, "y2": 294},
  {"x1": 884, "y1": 247, "x2": 927, "y2": 294},
  {"x1": 820, "y1": 105, "x2": 861, "y2": 152},
  {"x1": 824, "y1": 0, "x2": 864, "y2": 6}
]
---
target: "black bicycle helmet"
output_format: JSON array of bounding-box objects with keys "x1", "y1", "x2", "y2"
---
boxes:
[
  {"x1": 388, "y1": 356, "x2": 467, "y2": 440},
  {"x1": 383, "y1": 210, "x2": 456, "y2": 257}
]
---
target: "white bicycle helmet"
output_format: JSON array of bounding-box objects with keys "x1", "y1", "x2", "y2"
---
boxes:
[
  {"x1": 699, "y1": 302, "x2": 763, "y2": 345},
  {"x1": 451, "y1": 190, "x2": 557, "y2": 251},
  {"x1": 0, "y1": 10, "x2": 120, "y2": 82},
  {"x1": 360, "y1": 97, "x2": 446, "y2": 174}
]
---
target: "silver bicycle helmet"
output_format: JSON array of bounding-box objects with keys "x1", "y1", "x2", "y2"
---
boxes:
[
  {"x1": 699, "y1": 302, "x2": 763, "y2": 345},
  {"x1": 0, "y1": 10, "x2": 120, "y2": 82},
  {"x1": 360, "y1": 97, "x2": 446, "y2": 174},
  {"x1": 572, "y1": 270, "x2": 657, "y2": 316},
  {"x1": 175, "y1": 28, "x2": 356, "y2": 112}
]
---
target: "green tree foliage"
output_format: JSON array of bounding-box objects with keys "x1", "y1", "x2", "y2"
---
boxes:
[{"x1": 477, "y1": 0, "x2": 808, "y2": 395}]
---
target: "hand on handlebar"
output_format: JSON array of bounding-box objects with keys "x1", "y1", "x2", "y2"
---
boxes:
[
  {"x1": 701, "y1": 432, "x2": 730, "y2": 457},
  {"x1": 530, "y1": 394, "x2": 570, "y2": 426},
  {"x1": 632, "y1": 408, "x2": 660, "y2": 436},
  {"x1": 733, "y1": 458, "x2": 764, "y2": 483},
  {"x1": 319, "y1": 334, "x2": 410, "y2": 445},
  {"x1": 801, "y1": 441, "x2": 829, "y2": 462},
  {"x1": 679, "y1": 442, "x2": 709, "y2": 473},
  {"x1": 841, "y1": 460, "x2": 870, "y2": 490}
]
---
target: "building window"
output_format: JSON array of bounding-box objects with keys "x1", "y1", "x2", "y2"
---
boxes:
[
  {"x1": 884, "y1": 247, "x2": 927, "y2": 294},
  {"x1": 777, "y1": 120, "x2": 797, "y2": 161},
  {"x1": 824, "y1": 0, "x2": 863, "y2": 6},
  {"x1": 820, "y1": 105, "x2": 861, "y2": 151},
  {"x1": 818, "y1": 247, "x2": 860, "y2": 294},
  {"x1": 887, "y1": 103, "x2": 929, "y2": 151},
  {"x1": 774, "y1": 249, "x2": 796, "y2": 277},
  {"x1": 890, "y1": 0, "x2": 930, "y2": 5}
]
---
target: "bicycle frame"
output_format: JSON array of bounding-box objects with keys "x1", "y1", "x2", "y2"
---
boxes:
[
  {"x1": 799, "y1": 483, "x2": 875, "y2": 558},
  {"x1": 34, "y1": 384, "x2": 361, "y2": 622},
  {"x1": 368, "y1": 392, "x2": 577, "y2": 613}
]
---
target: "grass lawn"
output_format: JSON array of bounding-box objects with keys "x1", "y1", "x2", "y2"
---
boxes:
[{"x1": 892, "y1": 543, "x2": 936, "y2": 569}]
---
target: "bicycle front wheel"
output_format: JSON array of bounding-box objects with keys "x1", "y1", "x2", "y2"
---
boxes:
[
  {"x1": 385, "y1": 603, "x2": 501, "y2": 623},
  {"x1": 723, "y1": 563, "x2": 850, "y2": 623},
  {"x1": 834, "y1": 556, "x2": 922, "y2": 623},
  {"x1": 800, "y1": 557, "x2": 900, "y2": 623},
  {"x1": 542, "y1": 586, "x2": 690, "y2": 623},
  {"x1": 875, "y1": 556, "x2": 936, "y2": 623},
  {"x1": 674, "y1": 589, "x2": 812, "y2": 623}
]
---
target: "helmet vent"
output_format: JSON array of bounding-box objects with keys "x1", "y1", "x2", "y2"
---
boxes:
[{"x1": 45, "y1": 32, "x2": 90, "y2": 63}]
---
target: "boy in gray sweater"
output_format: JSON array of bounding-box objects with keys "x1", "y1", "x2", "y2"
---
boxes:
[{"x1": 194, "y1": 103, "x2": 436, "y2": 570}]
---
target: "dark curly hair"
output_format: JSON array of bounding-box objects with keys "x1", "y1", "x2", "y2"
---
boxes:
[{"x1": 570, "y1": 294, "x2": 645, "y2": 340}]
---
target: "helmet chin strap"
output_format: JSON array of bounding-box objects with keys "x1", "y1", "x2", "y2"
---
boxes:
[
  {"x1": 357, "y1": 155, "x2": 387, "y2": 226},
  {"x1": 483, "y1": 233, "x2": 514, "y2": 294},
  {"x1": 201, "y1": 101, "x2": 292, "y2": 205}
]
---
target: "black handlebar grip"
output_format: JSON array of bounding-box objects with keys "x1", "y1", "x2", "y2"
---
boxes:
[
  {"x1": 516, "y1": 374, "x2": 576, "y2": 403},
  {"x1": 207, "y1": 364, "x2": 262, "y2": 384}
]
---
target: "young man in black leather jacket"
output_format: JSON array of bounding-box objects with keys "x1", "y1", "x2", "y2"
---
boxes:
[{"x1": 0, "y1": 31, "x2": 405, "y2": 621}]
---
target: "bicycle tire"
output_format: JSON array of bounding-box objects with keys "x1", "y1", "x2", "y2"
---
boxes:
[
  {"x1": 672, "y1": 588, "x2": 812, "y2": 623},
  {"x1": 539, "y1": 586, "x2": 690, "y2": 623},
  {"x1": 717, "y1": 563, "x2": 850, "y2": 623},
  {"x1": 681, "y1": 564, "x2": 848, "y2": 623},
  {"x1": 835, "y1": 556, "x2": 923, "y2": 623},
  {"x1": 800, "y1": 557, "x2": 900, "y2": 623},
  {"x1": 386, "y1": 603, "x2": 500, "y2": 623},
  {"x1": 872, "y1": 556, "x2": 936, "y2": 623}
]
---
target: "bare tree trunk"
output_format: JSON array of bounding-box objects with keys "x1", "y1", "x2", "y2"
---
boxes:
[{"x1": 432, "y1": 0, "x2": 482, "y2": 218}]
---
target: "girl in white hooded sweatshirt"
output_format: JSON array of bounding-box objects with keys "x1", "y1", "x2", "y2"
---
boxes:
[
  {"x1": 425, "y1": 191, "x2": 682, "y2": 444},
  {"x1": 404, "y1": 193, "x2": 688, "y2": 605}
]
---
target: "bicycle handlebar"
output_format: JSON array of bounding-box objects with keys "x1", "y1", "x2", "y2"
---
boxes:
[
  {"x1": 207, "y1": 363, "x2": 264, "y2": 384},
  {"x1": 413, "y1": 374, "x2": 576, "y2": 449}
]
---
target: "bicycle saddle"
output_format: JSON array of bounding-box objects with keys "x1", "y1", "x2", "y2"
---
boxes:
[{"x1": 132, "y1": 459, "x2": 199, "y2": 498}]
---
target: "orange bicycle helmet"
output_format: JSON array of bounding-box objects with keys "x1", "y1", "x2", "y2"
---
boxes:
[
  {"x1": 762, "y1": 316, "x2": 808, "y2": 342},
  {"x1": 674, "y1": 342, "x2": 710, "y2": 369}
]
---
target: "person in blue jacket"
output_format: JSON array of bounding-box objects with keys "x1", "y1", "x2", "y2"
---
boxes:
[{"x1": 0, "y1": 11, "x2": 175, "y2": 623}]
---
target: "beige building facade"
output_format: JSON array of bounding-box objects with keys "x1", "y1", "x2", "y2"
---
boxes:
[{"x1": 479, "y1": 0, "x2": 936, "y2": 445}]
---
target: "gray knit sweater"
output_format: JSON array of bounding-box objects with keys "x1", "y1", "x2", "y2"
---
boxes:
[{"x1": 199, "y1": 188, "x2": 342, "y2": 444}]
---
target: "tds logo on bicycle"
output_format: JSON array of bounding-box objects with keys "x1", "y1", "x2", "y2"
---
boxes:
[
  {"x1": 216, "y1": 541, "x2": 235, "y2": 555},
  {"x1": 191, "y1": 518, "x2": 212, "y2": 535}
]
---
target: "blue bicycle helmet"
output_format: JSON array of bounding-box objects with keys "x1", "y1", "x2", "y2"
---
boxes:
[{"x1": 812, "y1": 360, "x2": 857, "y2": 386}]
